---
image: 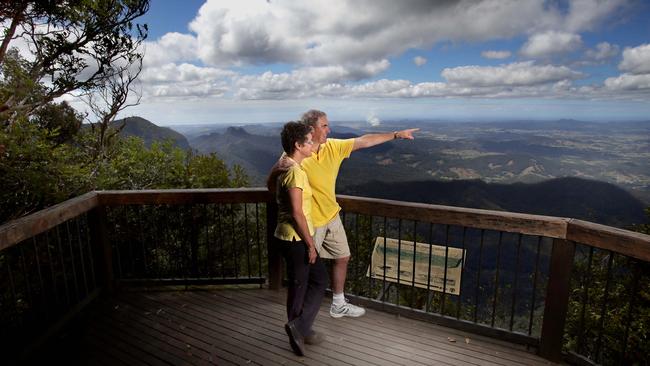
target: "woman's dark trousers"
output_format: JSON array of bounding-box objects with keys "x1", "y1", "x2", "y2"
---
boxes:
[{"x1": 278, "y1": 239, "x2": 328, "y2": 337}]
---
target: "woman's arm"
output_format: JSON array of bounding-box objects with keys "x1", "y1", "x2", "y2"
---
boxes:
[{"x1": 288, "y1": 187, "x2": 317, "y2": 264}]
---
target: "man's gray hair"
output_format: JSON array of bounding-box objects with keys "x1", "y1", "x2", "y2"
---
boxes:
[{"x1": 301, "y1": 109, "x2": 326, "y2": 127}]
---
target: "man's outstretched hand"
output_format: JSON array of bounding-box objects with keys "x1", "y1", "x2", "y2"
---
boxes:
[{"x1": 395, "y1": 128, "x2": 419, "y2": 140}]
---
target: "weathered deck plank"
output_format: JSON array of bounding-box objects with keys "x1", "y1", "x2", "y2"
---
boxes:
[{"x1": 66, "y1": 287, "x2": 555, "y2": 365}]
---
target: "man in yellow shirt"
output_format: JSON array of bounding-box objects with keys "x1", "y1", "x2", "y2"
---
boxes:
[{"x1": 301, "y1": 109, "x2": 418, "y2": 318}]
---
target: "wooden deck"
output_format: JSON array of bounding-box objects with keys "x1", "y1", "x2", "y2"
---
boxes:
[{"x1": 46, "y1": 287, "x2": 555, "y2": 365}]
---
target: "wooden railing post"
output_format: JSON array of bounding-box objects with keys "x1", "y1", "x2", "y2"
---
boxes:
[
  {"x1": 266, "y1": 201, "x2": 282, "y2": 290},
  {"x1": 88, "y1": 206, "x2": 115, "y2": 294},
  {"x1": 539, "y1": 238, "x2": 575, "y2": 362}
]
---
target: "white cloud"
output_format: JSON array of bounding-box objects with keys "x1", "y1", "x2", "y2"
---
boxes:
[
  {"x1": 184, "y1": 0, "x2": 625, "y2": 68},
  {"x1": 584, "y1": 42, "x2": 619, "y2": 62},
  {"x1": 441, "y1": 61, "x2": 583, "y2": 87},
  {"x1": 233, "y1": 61, "x2": 390, "y2": 99},
  {"x1": 139, "y1": 63, "x2": 235, "y2": 99},
  {"x1": 520, "y1": 31, "x2": 583, "y2": 58},
  {"x1": 123, "y1": 1, "x2": 648, "y2": 106},
  {"x1": 143, "y1": 33, "x2": 198, "y2": 67},
  {"x1": 481, "y1": 50, "x2": 511, "y2": 59},
  {"x1": 564, "y1": 0, "x2": 628, "y2": 32},
  {"x1": 619, "y1": 44, "x2": 650, "y2": 74},
  {"x1": 140, "y1": 63, "x2": 234, "y2": 83},
  {"x1": 604, "y1": 73, "x2": 650, "y2": 91}
]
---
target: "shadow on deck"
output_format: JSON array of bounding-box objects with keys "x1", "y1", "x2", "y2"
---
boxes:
[{"x1": 39, "y1": 287, "x2": 553, "y2": 366}]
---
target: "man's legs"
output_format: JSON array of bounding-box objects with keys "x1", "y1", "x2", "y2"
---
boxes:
[
  {"x1": 331, "y1": 255, "x2": 349, "y2": 294},
  {"x1": 314, "y1": 215, "x2": 365, "y2": 318}
]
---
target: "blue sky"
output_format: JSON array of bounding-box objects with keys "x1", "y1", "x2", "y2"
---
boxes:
[{"x1": 114, "y1": 0, "x2": 650, "y2": 126}]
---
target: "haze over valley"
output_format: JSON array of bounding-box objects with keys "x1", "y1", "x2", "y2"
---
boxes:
[{"x1": 116, "y1": 117, "x2": 650, "y2": 228}]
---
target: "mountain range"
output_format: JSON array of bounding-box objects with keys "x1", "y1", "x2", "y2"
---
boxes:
[
  {"x1": 116, "y1": 117, "x2": 650, "y2": 228},
  {"x1": 112, "y1": 116, "x2": 190, "y2": 150}
]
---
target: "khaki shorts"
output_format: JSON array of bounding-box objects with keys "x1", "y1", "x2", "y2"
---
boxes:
[{"x1": 313, "y1": 214, "x2": 350, "y2": 259}]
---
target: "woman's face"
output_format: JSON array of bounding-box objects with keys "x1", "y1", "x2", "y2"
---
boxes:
[{"x1": 297, "y1": 132, "x2": 314, "y2": 156}]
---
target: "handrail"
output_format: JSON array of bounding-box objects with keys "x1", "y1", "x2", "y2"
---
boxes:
[
  {"x1": 98, "y1": 188, "x2": 272, "y2": 205},
  {"x1": 337, "y1": 195, "x2": 570, "y2": 238},
  {"x1": 0, "y1": 191, "x2": 99, "y2": 251},
  {"x1": 567, "y1": 219, "x2": 650, "y2": 261},
  {"x1": 2, "y1": 189, "x2": 648, "y2": 260},
  {"x1": 338, "y1": 195, "x2": 650, "y2": 261}
]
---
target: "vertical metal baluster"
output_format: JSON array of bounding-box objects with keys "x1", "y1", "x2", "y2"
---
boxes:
[
  {"x1": 528, "y1": 236, "x2": 542, "y2": 336},
  {"x1": 126, "y1": 206, "x2": 135, "y2": 277},
  {"x1": 411, "y1": 221, "x2": 417, "y2": 309},
  {"x1": 368, "y1": 216, "x2": 373, "y2": 299},
  {"x1": 160, "y1": 205, "x2": 170, "y2": 278},
  {"x1": 244, "y1": 203, "x2": 251, "y2": 277},
  {"x1": 509, "y1": 233, "x2": 523, "y2": 332},
  {"x1": 151, "y1": 206, "x2": 162, "y2": 279},
  {"x1": 65, "y1": 221, "x2": 80, "y2": 301},
  {"x1": 382, "y1": 217, "x2": 388, "y2": 303},
  {"x1": 231, "y1": 203, "x2": 238, "y2": 278},
  {"x1": 473, "y1": 229, "x2": 485, "y2": 323},
  {"x1": 180, "y1": 205, "x2": 186, "y2": 281},
  {"x1": 218, "y1": 204, "x2": 225, "y2": 279},
  {"x1": 203, "y1": 204, "x2": 209, "y2": 277},
  {"x1": 594, "y1": 251, "x2": 615, "y2": 363},
  {"x1": 32, "y1": 237, "x2": 48, "y2": 319},
  {"x1": 167, "y1": 205, "x2": 175, "y2": 279},
  {"x1": 576, "y1": 246, "x2": 594, "y2": 352},
  {"x1": 426, "y1": 223, "x2": 433, "y2": 313},
  {"x1": 440, "y1": 225, "x2": 450, "y2": 315},
  {"x1": 355, "y1": 213, "x2": 359, "y2": 294},
  {"x1": 6, "y1": 253, "x2": 18, "y2": 319},
  {"x1": 75, "y1": 218, "x2": 89, "y2": 296},
  {"x1": 138, "y1": 205, "x2": 148, "y2": 277},
  {"x1": 491, "y1": 231, "x2": 503, "y2": 328},
  {"x1": 55, "y1": 226, "x2": 71, "y2": 305},
  {"x1": 174, "y1": 205, "x2": 180, "y2": 281},
  {"x1": 396, "y1": 219, "x2": 402, "y2": 307},
  {"x1": 256, "y1": 203, "x2": 262, "y2": 283},
  {"x1": 45, "y1": 231, "x2": 61, "y2": 306},
  {"x1": 210, "y1": 204, "x2": 217, "y2": 278},
  {"x1": 82, "y1": 214, "x2": 97, "y2": 290},
  {"x1": 18, "y1": 245, "x2": 34, "y2": 316},
  {"x1": 619, "y1": 259, "x2": 640, "y2": 365},
  {"x1": 456, "y1": 227, "x2": 467, "y2": 320},
  {"x1": 341, "y1": 212, "x2": 347, "y2": 274},
  {"x1": 111, "y1": 209, "x2": 124, "y2": 280}
]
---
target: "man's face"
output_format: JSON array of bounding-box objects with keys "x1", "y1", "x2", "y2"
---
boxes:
[{"x1": 312, "y1": 116, "x2": 330, "y2": 144}]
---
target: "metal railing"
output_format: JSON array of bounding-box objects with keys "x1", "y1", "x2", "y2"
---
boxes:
[
  {"x1": 334, "y1": 195, "x2": 650, "y2": 365},
  {"x1": 1, "y1": 189, "x2": 649, "y2": 365}
]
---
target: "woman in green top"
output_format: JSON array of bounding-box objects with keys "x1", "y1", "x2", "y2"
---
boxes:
[{"x1": 267, "y1": 121, "x2": 327, "y2": 356}]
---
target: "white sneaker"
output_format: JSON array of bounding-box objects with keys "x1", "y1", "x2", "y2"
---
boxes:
[{"x1": 330, "y1": 301, "x2": 366, "y2": 318}]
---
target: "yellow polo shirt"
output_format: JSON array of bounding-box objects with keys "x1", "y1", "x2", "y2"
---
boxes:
[
  {"x1": 274, "y1": 164, "x2": 314, "y2": 241},
  {"x1": 301, "y1": 138, "x2": 355, "y2": 227}
]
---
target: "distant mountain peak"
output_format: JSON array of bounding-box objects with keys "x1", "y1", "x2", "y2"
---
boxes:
[
  {"x1": 111, "y1": 116, "x2": 190, "y2": 150},
  {"x1": 225, "y1": 126, "x2": 250, "y2": 136}
]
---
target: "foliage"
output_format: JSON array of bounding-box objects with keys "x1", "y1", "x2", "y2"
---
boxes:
[
  {"x1": 0, "y1": 121, "x2": 249, "y2": 223},
  {"x1": 565, "y1": 247, "x2": 649, "y2": 365},
  {"x1": 0, "y1": 119, "x2": 91, "y2": 221},
  {"x1": 31, "y1": 101, "x2": 85, "y2": 144},
  {"x1": 90, "y1": 135, "x2": 249, "y2": 190},
  {"x1": 0, "y1": 0, "x2": 149, "y2": 122}
]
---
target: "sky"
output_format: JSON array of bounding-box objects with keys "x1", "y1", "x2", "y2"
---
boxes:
[{"x1": 111, "y1": 0, "x2": 650, "y2": 126}]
